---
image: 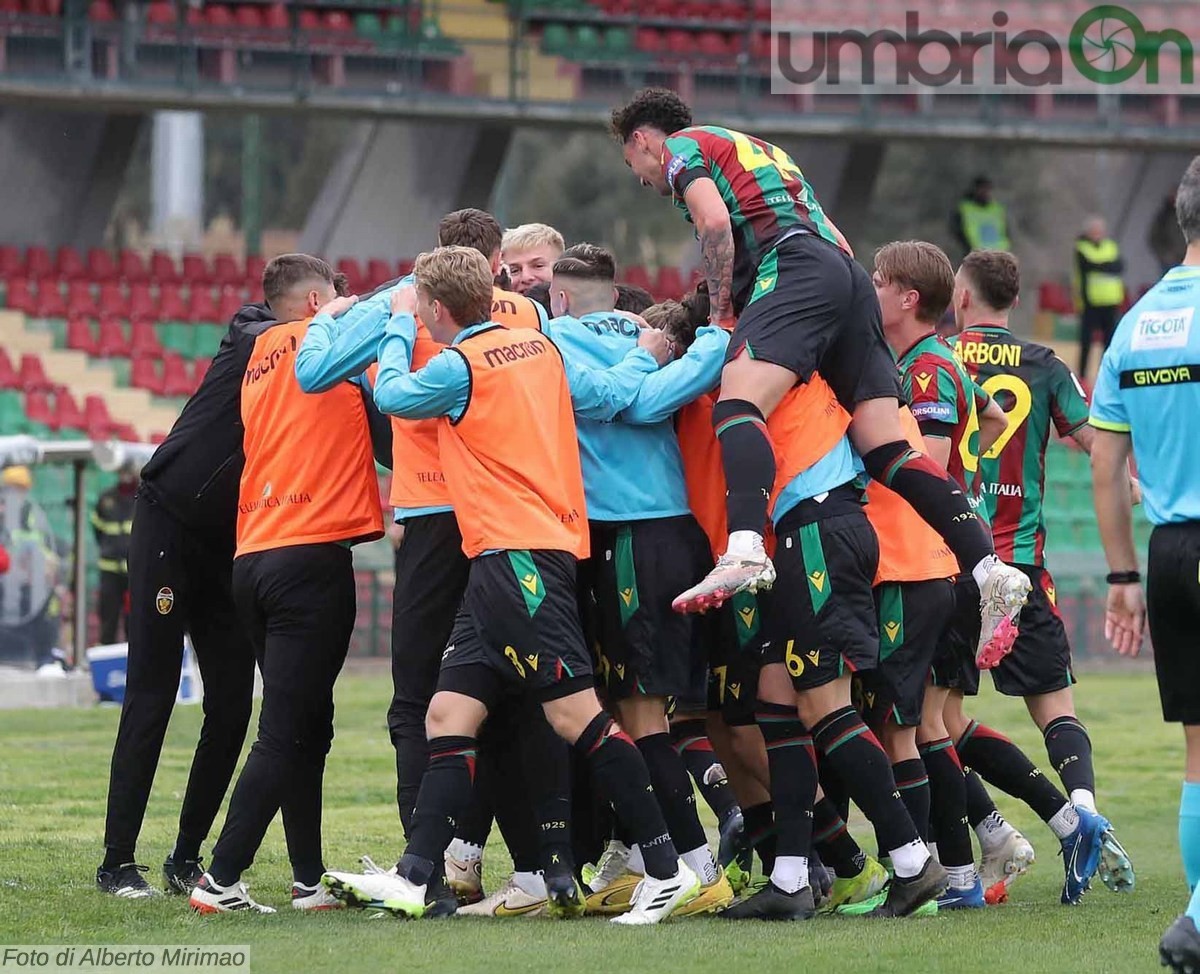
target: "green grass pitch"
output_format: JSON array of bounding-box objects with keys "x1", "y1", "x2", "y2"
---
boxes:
[{"x1": 0, "y1": 667, "x2": 1184, "y2": 973}]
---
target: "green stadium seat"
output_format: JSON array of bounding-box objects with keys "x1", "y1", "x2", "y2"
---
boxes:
[
  {"x1": 575, "y1": 23, "x2": 602, "y2": 55},
  {"x1": 602, "y1": 26, "x2": 632, "y2": 56},
  {"x1": 159, "y1": 322, "x2": 195, "y2": 357},
  {"x1": 541, "y1": 22, "x2": 571, "y2": 53},
  {"x1": 355, "y1": 11, "x2": 384, "y2": 38}
]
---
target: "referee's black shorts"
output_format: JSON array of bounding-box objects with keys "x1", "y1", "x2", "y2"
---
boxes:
[{"x1": 1147, "y1": 522, "x2": 1200, "y2": 724}]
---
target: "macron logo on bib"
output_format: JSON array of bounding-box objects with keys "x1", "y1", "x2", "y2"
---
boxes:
[{"x1": 1131, "y1": 307, "x2": 1193, "y2": 351}]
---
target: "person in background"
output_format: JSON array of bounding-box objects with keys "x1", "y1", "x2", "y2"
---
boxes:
[
  {"x1": 501, "y1": 223, "x2": 564, "y2": 295},
  {"x1": 0, "y1": 466, "x2": 62, "y2": 669},
  {"x1": 616, "y1": 284, "x2": 655, "y2": 314},
  {"x1": 92, "y1": 465, "x2": 137, "y2": 644},
  {"x1": 952, "y1": 176, "x2": 1011, "y2": 257},
  {"x1": 1073, "y1": 216, "x2": 1126, "y2": 381}
]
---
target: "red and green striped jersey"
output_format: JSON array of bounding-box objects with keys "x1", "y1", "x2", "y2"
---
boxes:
[
  {"x1": 896, "y1": 333, "x2": 988, "y2": 524},
  {"x1": 661, "y1": 125, "x2": 843, "y2": 310},
  {"x1": 952, "y1": 325, "x2": 1090, "y2": 566}
]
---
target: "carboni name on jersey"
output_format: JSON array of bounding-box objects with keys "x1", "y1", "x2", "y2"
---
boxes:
[{"x1": 956, "y1": 341, "x2": 1022, "y2": 368}]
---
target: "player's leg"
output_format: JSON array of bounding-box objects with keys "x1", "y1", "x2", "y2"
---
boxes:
[
  {"x1": 163, "y1": 550, "x2": 255, "y2": 895},
  {"x1": 97, "y1": 496, "x2": 189, "y2": 898},
  {"x1": 670, "y1": 712, "x2": 740, "y2": 843}
]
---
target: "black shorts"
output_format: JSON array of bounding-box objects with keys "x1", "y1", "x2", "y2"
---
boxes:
[
  {"x1": 727, "y1": 231, "x2": 901, "y2": 409},
  {"x1": 930, "y1": 574, "x2": 981, "y2": 696},
  {"x1": 588, "y1": 516, "x2": 711, "y2": 702},
  {"x1": 702, "y1": 589, "x2": 770, "y2": 727},
  {"x1": 860, "y1": 579, "x2": 954, "y2": 727},
  {"x1": 436, "y1": 549, "x2": 594, "y2": 706},
  {"x1": 1147, "y1": 523, "x2": 1200, "y2": 723},
  {"x1": 764, "y1": 506, "x2": 880, "y2": 691},
  {"x1": 989, "y1": 565, "x2": 1075, "y2": 698}
]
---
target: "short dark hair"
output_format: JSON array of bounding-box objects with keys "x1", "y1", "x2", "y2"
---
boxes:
[
  {"x1": 610, "y1": 88, "x2": 693, "y2": 142},
  {"x1": 553, "y1": 243, "x2": 617, "y2": 283},
  {"x1": 262, "y1": 253, "x2": 335, "y2": 308},
  {"x1": 332, "y1": 272, "x2": 351, "y2": 297},
  {"x1": 524, "y1": 281, "x2": 552, "y2": 316},
  {"x1": 438, "y1": 208, "x2": 503, "y2": 258},
  {"x1": 875, "y1": 241, "x2": 955, "y2": 324},
  {"x1": 959, "y1": 250, "x2": 1020, "y2": 312},
  {"x1": 615, "y1": 283, "x2": 654, "y2": 314},
  {"x1": 1176, "y1": 156, "x2": 1200, "y2": 245}
]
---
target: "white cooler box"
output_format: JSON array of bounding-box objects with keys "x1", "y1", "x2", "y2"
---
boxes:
[{"x1": 86, "y1": 639, "x2": 203, "y2": 705}]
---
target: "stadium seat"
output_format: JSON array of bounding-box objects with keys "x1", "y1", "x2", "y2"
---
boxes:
[
  {"x1": 189, "y1": 285, "x2": 220, "y2": 324},
  {"x1": 263, "y1": 2, "x2": 288, "y2": 29},
  {"x1": 212, "y1": 253, "x2": 242, "y2": 287},
  {"x1": 575, "y1": 24, "x2": 603, "y2": 56},
  {"x1": 84, "y1": 395, "x2": 116, "y2": 438},
  {"x1": 110, "y1": 421, "x2": 139, "y2": 442},
  {"x1": 298, "y1": 8, "x2": 321, "y2": 31},
  {"x1": 88, "y1": 0, "x2": 117, "y2": 20},
  {"x1": 36, "y1": 282, "x2": 68, "y2": 318},
  {"x1": 159, "y1": 282, "x2": 189, "y2": 321},
  {"x1": 129, "y1": 282, "x2": 156, "y2": 320},
  {"x1": 118, "y1": 249, "x2": 148, "y2": 283},
  {"x1": 145, "y1": 0, "x2": 174, "y2": 19},
  {"x1": 217, "y1": 288, "x2": 245, "y2": 323},
  {"x1": 366, "y1": 259, "x2": 393, "y2": 288},
  {"x1": 656, "y1": 266, "x2": 684, "y2": 298},
  {"x1": 323, "y1": 10, "x2": 352, "y2": 31},
  {"x1": 96, "y1": 316, "x2": 131, "y2": 357},
  {"x1": 0, "y1": 245, "x2": 23, "y2": 278},
  {"x1": 129, "y1": 319, "x2": 163, "y2": 357},
  {"x1": 398, "y1": 258, "x2": 415, "y2": 277},
  {"x1": 55, "y1": 246, "x2": 84, "y2": 280},
  {"x1": 162, "y1": 352, "x2": 193, "y2": 397},
  {"x1": 130, "y1": 356, "x2": 165, "y2": 395},
  {"x1": 337, "y1": 258, "x2": 365, "y2": 293},
  {"x1": 355, "y1": 11, "x2": 383, "y2": 38},
  {"x1": 98, "y1": 281, "x2": 129, "y2": 318},
  {"x1": 602, "y1": 26, "x2": 633, "y2": 56},
  {"x1": 664, "y1": 29, "x2": 698, "y2": 55},
  {"x1": 204, "y1": 4, "x2": 234, "y2": 27},
  {"x1": 697, "y1": 30, "x2": 733, "y2": 57},
  {"x1": 622, "y1": 264, "x2": 654, "y2": 294},
  {"x1": 19, "y1": 354, "x2": 54, "y2": 392},
  {"x1": 86, "y1": 248, "x2": 117, "y2": 282},
  {"x1": 181, "y1": 253, "x2": 210, "y2": 285},
  {"x1": 150, "y1": 250, "x2": 179, "y2": 284},
  {"x1": 24, "y1": 390, "x2": 54, "y2": 428},
  {"x1": 66, "y1": 316, "x2": 99, "y2": 355},
  {"x1": 234, "y1": 4, "x2": 264, "y2": 28},
  {"x1": 5, "y1": 278, "x2": 35, "y2": 313},
  {"x1": 65, "y1": 280, "x2": 97, "y2": 318},
  {"x1": 55, "y1": 389, "x2": 87, "y2": 432},
  {"x1": 635, "y1": 27, "x2": 664, "y2": 52},
  {"x1": 245, "y1": 254, "x2": 266, "y2": 290},
  {"x1": 25, "y1": 246, "x2": 53, "y2": 280},
  {"x1": 0, "y1": 348, "x2": 19, "y2": 389}
]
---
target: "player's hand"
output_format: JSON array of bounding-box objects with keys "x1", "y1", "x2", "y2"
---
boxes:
[
  {"x1": 1129, "y1": 477, "x2": 1142, "y2": 507},
  {"x1": 637, "y1": 328, "x2": 673, "y2": 366},
  {"x1": 391, "y1": 285, "x2": 418, "y2": 316},
  {"x1": 317, "y1": 295, "x2": 359, "y2": 319},
  {"x1": 1104, "y1": 582, "x2": 1146, "y2": 657},
  {"x1": 625, "y1": 313, "x2": 650, "y2": 330}
]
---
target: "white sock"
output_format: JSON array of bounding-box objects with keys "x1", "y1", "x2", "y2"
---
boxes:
[
  {"x1": 682, "y1": 845, "x2": 718, "y2": 885},
  {"x1": 626, "y1": 844, "x2": 645, "y2": 875},
  {"x1": 946, "y1": 864, "x2": 977, "y2": 891},
  {"x1": 726, "y1": 530, "x2": 764, "y2": 558},
  {"x1": 512, "y1": 871, "x2": 546, "y2": 898},
  {"x1": 1048, "y1": 802, "x2": 1081, "y2": 840},
  {"x1": 974, "y1": 810, "x2": 1016, "y2": 853},
  {"x1": 1070, "y1": 788, "x2": 1097, "y2": 813},
  {"x1": 889, "y1": 839, "x2": 931, "y2": 879},
  {"x1": 447, "y1": 839, "x2": 483, "y2": 863},
  {"x1": 770, "y1": 855, "x2": 809, "y2": 894},
  {"x1": 971, "y1": 553, "x2": 1001, "y2": 588}
]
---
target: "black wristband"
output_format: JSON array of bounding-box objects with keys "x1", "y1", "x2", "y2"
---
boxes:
[{"x1": 1106, "y1": 570, "x2": 1141, "y2": 585}]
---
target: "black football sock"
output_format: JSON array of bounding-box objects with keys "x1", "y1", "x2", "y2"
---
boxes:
[
  {"x1": 575, "y1": 715, "x2": 678, "y2": 880},
  {"x1": 756, "y1": 703, "x2": 818, "y2": 877},
  {"x1": 812, "y1": 707, "x2": 919, "y2": 853},
  {"x1": 920, "y1": 738, "x2": 974, "y2": 869},
  {"x1": 818, "y1": 754, "x2": 852, "y2": 822},
  {"x1": 671, "y1": 719, "x2": 740, "y2": 826},
  {"x1": 399, "y1": 736, "x2": 477, "y2": 885},
  {"x1": 713, "y1": 399, "x2": 775, "y2": 535},
  {"x1": 637, "y1": 732, "x2": 710, "y2": 855},
  {"x1": 1042, "y1": 716, "x2": 1096, "y2": 800},
  {"x1": 957, "y1": 720, "x2": 1068, "y2": 823},
  {"x1": 893, "y1": 758, "x2": 931, "y2": 843},
  {"x1": 861, "y1": 440, "x2": 993, "y2": 571},
  {"x1": 741, "y1": 801, "x2": 777, "y2": 874},
  {"x1": 964, "y1": 769, "x2": 997, "y2": 828},
  {"x1": 518, "y1": 711, "x2": 574, "y2": 878},
  {"x1": 812, "y1": 797, "x2": 867, "y2": 879}
]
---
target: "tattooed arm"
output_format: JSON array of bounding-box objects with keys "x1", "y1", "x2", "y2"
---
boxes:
[{"x1": 682, "y1": 178, "x2": 736, "y2": 324}]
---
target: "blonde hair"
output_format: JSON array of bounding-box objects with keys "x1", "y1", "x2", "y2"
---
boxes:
[
  {"x1": 501, "y1": 223, "x2": 565, "y2": 257},
  {"x1": 413, "y1": 246, "x2": 494, "y2": 326}
]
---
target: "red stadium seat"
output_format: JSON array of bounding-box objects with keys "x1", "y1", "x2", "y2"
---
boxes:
[
  {"x1": 84, "y1": 394, "x2": 116, "y2": 437},
  {"x1": 192, "y1": 355, "x2": 212, "y2": 387},
  {"x1": 234, "y1": 4, "x2": 263, "y2": 28},
  {"x1": 622, "y1": 264, "x2": 654, "y2": 294},
  {"x1": 24, "y1": 390, "x2": 54, "y2": 428},
  {"x1": 181, "y1": 253, "x2": 210, "y2": 285},
  {"x1": 189, "y1": 285, "x2": 220, "y2": 324},
  {"x1": 323, "y1": 10, "x2": 351, "y2": 30},
  {"x1": 367, "y1": 259, "x2": 393, "y2": 288},
  {"x1": 217, "y1": 288, "x2": 245, "y2": 323},
  {"x1": 5, "y1": 278, "x2": 35, "y2": 313},
  {"x1": 55, "y1": 389, "x2": 87, "y2": 432},
  {"x1": 656, "y1": 266, "x2": 684, "y2": 298},
  {"x1": 96, "y1": 316, "x2": 131, "y2": 357},
  {"x1": 131, "y1": 356, "x2": 165, "y2": 395},
  {"x1": 0, "y1": 245, "x2": 23, "y2": 278},
  {"x1": 129, "y1": 319, "x2": 163, "y2": 357},
  {"x1": 55, "y1": 246, "x2": 84, "y2": 280},
  {"x1": 263, "y1": 2, "x2": 288, "y2": 29},
  {"x1": 35, "y1": 281, "x2": 68, "y2": 318},
  {"x1": 98, "y1": 281, "x2": 128, "y2": 318},
  {"x1": 665, "y1": 29, "x2": 698, "y2": 55},
  {"x1": 25, "y1": 246, "x2": 53, "y2": 280},
  {"x1": 212, "y1": 253, "x2": 242, "y2": 287},
  {"x1": 89, "y1": 0, "x2": 117, "y2": 21},
  {"x1": 66, "y1": 280, "x2": 97, "y2": 318},
  {"x1": 697, "y1": 30, "x2": 733, "y2": 57},
  {"x1": 635, "y1": 27, "x2": 664, "y2": 52},
  {"x1": 18, "y1": 354, "x2": 54, "y2": 392},
  {"x1": 66, "y1": 316, "x2": 99, "y2": 355},
  {"x1": 298, "y1": 8, "x2": 321, "y2": 30},
  {"x1": 149, "y1": 430, "x2": 168, "y2": 445},
  {"x1": 110, "y1": 421, "x2": 139, "y2": 442},
  {"x1": 0, "y1": 348, "x2": 18, "y2": 389},
  {"x1": 118, "y1": 249, "x2": 148, "y2": 283},
  {"x1": 162, "y1": 351, "x2": 193, "y2": 397},
  {"x1": 129, "y1": 282, "x2": 156, "y2": 320},
  {"x1": 150, "y1": 249, "x2": 179, "y2": 283},
  {"x1": 86, "y1": 248, "x2": 117, "y2": 282},
  {"x1": 204, "y1": 4, "x2": 234, "y2": 27},
  {"x1": 158, "y1": 282, "x2": 188, "y2": 321},
  {"x1": 397, "y1": 258, "x2": 415, "y2": 277},
  {"x1": 337, "y1": 258, "x2": 365, "y2": 293}
]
